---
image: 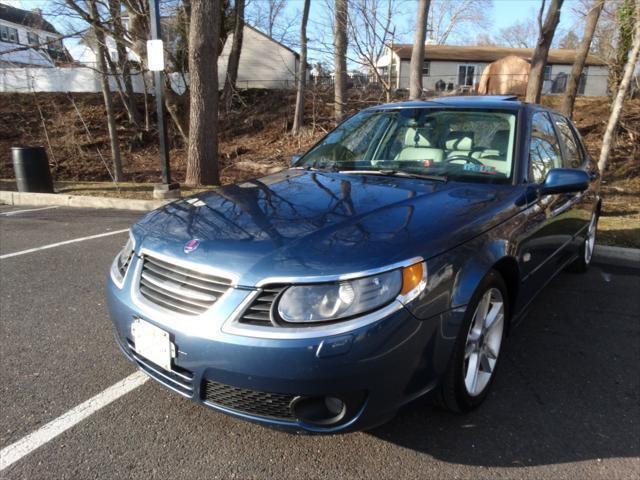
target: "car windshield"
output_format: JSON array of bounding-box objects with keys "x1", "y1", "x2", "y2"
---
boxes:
[{"x1": 298, "y1": 108, "x2": 517, "y2": 183}]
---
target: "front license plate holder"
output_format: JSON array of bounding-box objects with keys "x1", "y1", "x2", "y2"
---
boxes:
[{"x1": 131, "y1": 318, "x2": 174, "y2": 371}]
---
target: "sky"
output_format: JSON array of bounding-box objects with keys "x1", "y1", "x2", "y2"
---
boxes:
[{"x1": 4, "y1": 0, "x2": 586, "y2": 66}]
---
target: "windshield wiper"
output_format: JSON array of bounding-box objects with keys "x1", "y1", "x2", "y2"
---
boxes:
[{"x1": 340, "y1": 169, "x2": 447, "y2": 182}]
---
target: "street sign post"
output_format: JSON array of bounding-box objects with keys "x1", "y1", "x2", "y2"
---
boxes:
[{"x1": 149, "y1": 0, "x2": 180, "y2": 199}]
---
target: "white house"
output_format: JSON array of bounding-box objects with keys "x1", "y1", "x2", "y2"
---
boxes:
[
  {"x1": 378, "y1": 44, "x2": 609, "y2": 97},
  {"x1": 0, "y1": 3, "x2": 70, "y2": 67},
  {"x1": 218, "y1": 25, "x2": 300, "y2": 89}
]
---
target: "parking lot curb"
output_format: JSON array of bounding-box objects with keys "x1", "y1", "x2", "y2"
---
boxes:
[
  {"x1": 593, "y1": 245, "x2": 640, "y2": 269},
  {"x1": 0, "y1": 191, "x2": 169, "y2": 212}
]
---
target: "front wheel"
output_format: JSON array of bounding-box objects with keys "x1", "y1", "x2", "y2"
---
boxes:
[{"x1": 436, "y1": 270, "x2": 508, "y2": 413}]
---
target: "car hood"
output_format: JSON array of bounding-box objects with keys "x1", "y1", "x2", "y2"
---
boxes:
[{"x1": 134, "y1": 169, "x2": 525, "y2": 286}]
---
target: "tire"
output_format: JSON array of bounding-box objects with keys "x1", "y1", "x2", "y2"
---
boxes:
[
  {"x1": 567, "y1": 212, "x2": 598, "y2": 274},
  {"x1": 435, "y1": 270, "x2": 509, "y2": 413}
]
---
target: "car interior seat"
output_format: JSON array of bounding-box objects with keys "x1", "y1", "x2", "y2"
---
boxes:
[
  {"x1": 479, "y1": 130, "x2": 511, "y2": 174},
  {"x1": 445, "y1": 131, "x2": 475, "y2": 162},
  {"x1": 394, "y1": 127, "x2": 444, "y2": 163}
]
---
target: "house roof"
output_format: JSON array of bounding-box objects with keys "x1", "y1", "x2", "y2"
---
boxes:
[
  {"x1": 0, "y1": 3, "x2": 59, "y2": 34},
  {"x1": 390, "y1": 44, "x2": 607, "y2": 66}
]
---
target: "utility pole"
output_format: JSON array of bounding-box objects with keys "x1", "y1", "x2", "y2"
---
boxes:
[{"x1": 149, "y1": 0, "x2": 180, "y2": 199}]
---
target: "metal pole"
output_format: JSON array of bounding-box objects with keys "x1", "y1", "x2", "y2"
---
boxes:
[{"x1": 149, "y1": 0, "x2": 177, "y2": 194}]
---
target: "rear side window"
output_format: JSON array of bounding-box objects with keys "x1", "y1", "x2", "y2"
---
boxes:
[
  {"x1": 529, "y1": 112, "x2": 562, "y2": 183},
  {"x1": 551, "y1": 113, "x2": 584, "y2": 168}
]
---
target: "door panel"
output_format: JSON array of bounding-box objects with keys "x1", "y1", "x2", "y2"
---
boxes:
[{"x1": 520, "y1": 112, "x2": 573, "y2": 292}]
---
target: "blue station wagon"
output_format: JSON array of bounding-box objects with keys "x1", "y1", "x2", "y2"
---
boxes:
[{"x1": 107, "y1": 96, "x2": 600, "y2": 432}]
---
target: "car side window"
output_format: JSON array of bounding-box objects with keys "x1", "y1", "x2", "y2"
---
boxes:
[
  {"x1": 551, "y1": 113, "x2": 584, "y2": 168},
  {"x1": 528, "y1": 112, "x2": 563, "y2": 183}
]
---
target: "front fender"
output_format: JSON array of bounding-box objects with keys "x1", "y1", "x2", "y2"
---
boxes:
[{"x1": 405, "y1": 236, "x2": 512, "y2": 337}]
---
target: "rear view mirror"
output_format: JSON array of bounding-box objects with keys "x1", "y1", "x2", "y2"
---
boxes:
[{"x1": 540, "y1": 168, "x2": 589, "y2": 195}]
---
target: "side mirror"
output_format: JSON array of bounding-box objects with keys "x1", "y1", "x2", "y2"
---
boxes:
[
  {"x1": 291, "y1": 154, "x2": 301, "y2": 166},
  {"x1": 540, "y1": 168, "x2": 590, "y2": 195}
]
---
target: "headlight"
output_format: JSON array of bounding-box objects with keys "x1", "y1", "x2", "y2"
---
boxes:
[
  {"x1": 276, "y1": 262, "x2": 426, "y2": 324},
  {"x1": 110, "y1": 234, "x2": 135, "y2": 287}
]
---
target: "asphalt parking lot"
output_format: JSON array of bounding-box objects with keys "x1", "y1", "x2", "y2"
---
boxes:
[{"x1": 1, "y1": 205, "x2": 639, "y2": 479}]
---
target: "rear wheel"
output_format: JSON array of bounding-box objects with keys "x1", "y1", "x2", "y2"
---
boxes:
[
  {"x1": 567, "y1": 212, "x2": 598, "y2": 273},
  {"x1": 436, "y1": 270, "x2": 508, "y2": 413}
]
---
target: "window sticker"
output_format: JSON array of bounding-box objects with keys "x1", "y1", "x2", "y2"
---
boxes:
[{"x1": 463, "y1": 163, "x2": 498, "y2": 175}]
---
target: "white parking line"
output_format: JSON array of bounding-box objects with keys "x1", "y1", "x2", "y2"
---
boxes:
[
  {"x1": 0, "y1": 229, "x2": 129, "y2": 260},
  {"x1": 0, "y1": 371, "x2": 148, "y2": 471},
  {"x1": 0, "y1": 206, "x2": 59, "y2": 216}
]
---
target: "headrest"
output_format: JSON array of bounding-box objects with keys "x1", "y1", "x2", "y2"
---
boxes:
[
  {"x1": 491, "y1": 130, "x2": 510, "y2": 151},
  {"x1": 445, "y1": 131, "x2": 474, "y2": 151},
  {"x1": 404, "y1": 128, "x2": 433, "y2": 147}
]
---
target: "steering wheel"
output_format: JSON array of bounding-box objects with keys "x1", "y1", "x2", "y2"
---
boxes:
[{"x1": 445, "y1": 155, "x2": 484, "y2": 166}]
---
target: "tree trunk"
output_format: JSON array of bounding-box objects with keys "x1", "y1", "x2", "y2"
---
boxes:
[
  {"x1": 334, "y1": 0, "x2": 348, "y2": 123},
  {"x1": 598, "y1": 6, "x2": 640, "y2": 174},
  {"x1": 124, "y1": 0, "x2": 190, "y2": 143},
  {"x1": 611, "y1": 0, "x2": 636, "y2": 94},
  {"x1": 186, "y1": 0, "x2": 220, "y2": 186},
  {"x1": 560, "y1": 0, "x2": 603, "y2": 118},
  {"x1": 89, "y1": 0, "x2": 123, "y2": 182},
  {"x1": 108, "y1": 0, "x2": 141, "y2": 128},
  {"x1": 223, "y1": 0, "x2": 245, "y2": 103},
  {"x1": 292, "y1": 0, "x2": 310, "y2": 135},
  {"x1": 409, "y1": 0, "x2": 430, "y2": 100},
  {"x1": 525, "y1": 0, "x2": 565, "y2": 103}
]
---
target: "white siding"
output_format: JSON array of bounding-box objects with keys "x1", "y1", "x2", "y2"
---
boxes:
[
  {"x1": 397, "y1": 60, "x2": 488, "y2": 91},
  {"x1": 218, "y1": 26, "x2": 298, "y2": 89},
  {"x1": 0, "y1": 18, "x2": 62, "y2": 67},
  {"x1": 396, "y1": 58, "x2": 608, "y2": 96},
  {"x1": 0, "y1": 67, "x2": 148, "y2": 93}
]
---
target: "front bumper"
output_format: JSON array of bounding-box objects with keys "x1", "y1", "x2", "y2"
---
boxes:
[{"x1": 106, "y1": 272, "x2": 460, "y2": 433}]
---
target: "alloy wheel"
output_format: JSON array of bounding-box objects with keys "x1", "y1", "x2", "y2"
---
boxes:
[
  {"x1": 585, "y1": 214, "x2": 597, "y2": 265},
  {"x1": 463, "y1": 288, "x2": 505, "y2": 397}
]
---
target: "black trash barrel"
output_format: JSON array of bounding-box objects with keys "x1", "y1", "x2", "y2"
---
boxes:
[{"x1": 11, "y1": 146, "x2": 54, "y2": 193}]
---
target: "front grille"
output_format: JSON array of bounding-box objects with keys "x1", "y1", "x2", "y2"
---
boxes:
[
  {"x1": 139, "y1": 255, "x2": 232, "y2": 315},
  {"x1": 239, "y1": 286, "x2": 285, "y2": 326},
  {"x1": 117, "y1": 249, "x2": 134, "y2": 278},
  {"x1": 202, "y1": 379, "x2": 296, "y2": 420}
]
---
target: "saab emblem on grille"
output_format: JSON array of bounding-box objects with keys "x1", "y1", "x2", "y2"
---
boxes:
[{"x1": 184, "y1": 239, "x2": 200, "y2": 254}]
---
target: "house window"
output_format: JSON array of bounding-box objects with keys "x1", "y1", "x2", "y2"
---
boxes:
[
  {"x1": 1, "y1": 25, "x2": 19, "y2": 43},
  {"x1": 543, "y1": 65, "x2": 552, "y2": 81},
  {"x1": 27, "y1": 31, "x2": 40, "y2": 45},
  {"x1": 46, "y1": 36, "x2": 62, "y2": 51},
  {"x1": 422, "y1": 61, "x2": 430, "y2": 76},
  {"x1": 578, "y1": 66, "x2": 588, "y2": 95},
  {"x1": 458, "y1": 65, "x2": 475, "y2": 87}
]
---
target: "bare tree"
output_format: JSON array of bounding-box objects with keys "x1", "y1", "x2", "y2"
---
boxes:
[
  {"x1": 246, "y1": 0, "x2": 295, "y2": 44},
  {"x1": 611, "y1": 0, "x2": 637, "y2": 92},
  {"x1": 598, "y1": 4, "x2": 640, "y2": 174},
  {"x1": 292, "y1": 0, "x2": 311, "y2": 135},
  {"x1": 85, "y1": 0, "x2": 123, "y2": 182},
  {"x1": 348, "y1": 0, "x2": 398, "y2": 101},
  {"x1": 560, "y1": 0, "x2": 604, "y2": 118},
  {"x1": 494, "y1": 18, "x2": 539, "y2": 48},
  {"x1": 186, "y1": 0, "x2": 220, "y2": 185},
  {"x1": 223, "y1": 0, "x2": 245, "y2": 103},
  {"x1": 409, "y1": 0, "x2": 430, "y2": 100},
  {"x1": 334, "y1": 0, "x2": 348, "y2": 123},
  {"x1": 525, "y1": 0, "x2": 565, "y2": 103},
  {"x1": 108, "y1": 0, "x2": 141, "y2": 128},
  {"x1": 427, "y1": 0, "x2": 491, "y2": 45}
]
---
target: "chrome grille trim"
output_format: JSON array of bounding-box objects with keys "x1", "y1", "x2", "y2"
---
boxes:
[
  {"x1": 238, "y1": 286, "x2": 285, "y2": 326},
  {"x1": 138, "y1": 254, "x2": 233, "y2": 316}
]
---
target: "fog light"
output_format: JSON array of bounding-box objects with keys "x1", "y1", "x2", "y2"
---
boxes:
[{"x1": 324, "y1": 397, "x2": 345, "y2": 416}]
